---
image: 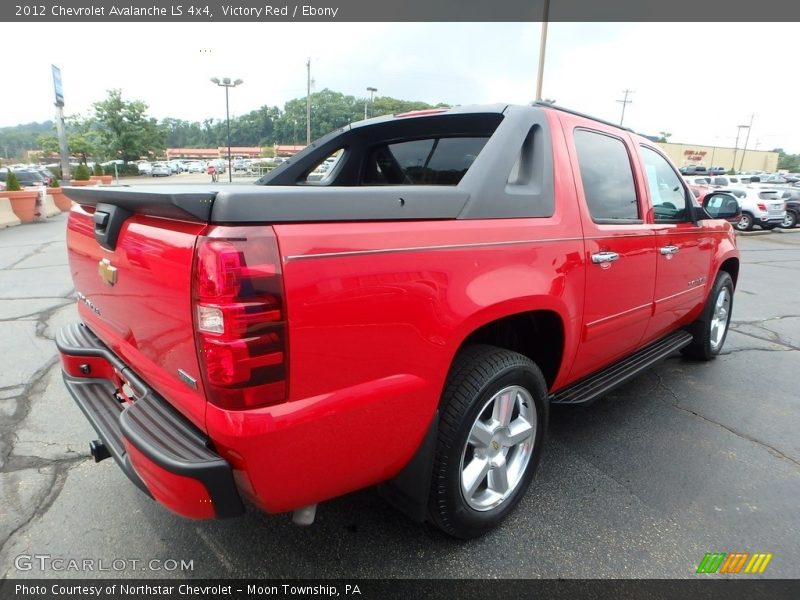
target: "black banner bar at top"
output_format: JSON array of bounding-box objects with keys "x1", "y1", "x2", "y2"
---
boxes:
[{"x1": 1, "y1": 0, "x2": 799, "y2": 22}]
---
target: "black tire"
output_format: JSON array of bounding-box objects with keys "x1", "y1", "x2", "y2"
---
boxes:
[
  {"x1": 781, "y1": 210, "x2": 797, "y2": 229},
  {"x1": 428, "y1": 345, "x2": 548, "y2": 539},
  {"x1": 681, "y1": 271, "x2": 734, "y2": 361},
  {"x1": 734, "y1": 212, "x2": 754, "y2": 232},
  {"x1": 761, "y1": 224, "x2": 777, "y2": 231}
]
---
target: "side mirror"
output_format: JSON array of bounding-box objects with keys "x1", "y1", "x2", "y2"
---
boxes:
[{"x1": 702, "y1": 192, "x2": 741, "y2": 222}]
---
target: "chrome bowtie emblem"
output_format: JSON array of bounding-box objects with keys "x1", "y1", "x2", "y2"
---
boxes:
[{"x1": 98, "y1": 258, "x2": 117, "y2": 286}]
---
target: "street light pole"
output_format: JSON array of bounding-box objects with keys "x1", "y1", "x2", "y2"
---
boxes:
[
  {"x1": 535, "y1": 0, "x2": 550, "y2": 101},
  {"x1": 365, "y1": 86, "x2": 377, "y2": 119},
  {"x1": 210, "y1": 77, "x2": 244, "y2": 183}
]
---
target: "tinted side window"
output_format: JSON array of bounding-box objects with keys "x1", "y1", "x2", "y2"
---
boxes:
[
  {"x1": 573, "y1": 129, "x2": 639, "y2": 221},
  {"x1": 362, "y1": 136, "x2": 488, "y2": 185},
  {"x1": 640, "y1": 146, "x2": 689, "y2": 222}
]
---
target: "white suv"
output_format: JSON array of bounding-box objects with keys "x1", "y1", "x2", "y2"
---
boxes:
[{"x1": 719, "y1": 187, "x2": 787, "y2": 231}]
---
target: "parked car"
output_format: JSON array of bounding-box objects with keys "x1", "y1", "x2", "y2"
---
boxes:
[
  {"x1": 679, "y1": 165, "x2": 708, "y2": 175},
  {"x1": 185, "y1": 161, "x2": 205, "y2": 173},
  {"x1": 708, "y1": 175, "x2": 742, "y2": 188},
  {"x1": 779, "y1": 189, "x2": 800, "y2": 229},
  {"x1": 168, "y1": 161, "x2": 184, "y2": 174},
  {"x1": 59, "y1": 103, "x2": 740, "y2": 538},
  {"x1": 137, "y1": 162, "x2": 153, "y2": 175},
  {"x1": 686, "y1": 176, "x2": 712, "y2": 187},
  {"x1": 150, "y1": 162, "x2": 171, "y2": 177},
  {"x1": 718, "y1": 186, "x2": 787, "y2": 231},
  {"x1": 0, "y1": 169, "x2": 46, "y2": 187},
  {"x1": 708, "y1": 166, "x2": 727, "y2": 175}
]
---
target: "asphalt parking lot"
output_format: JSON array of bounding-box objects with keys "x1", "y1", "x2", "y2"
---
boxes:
[{"x1": 0, "y1": 211, "x2": 798, "y2": 579}]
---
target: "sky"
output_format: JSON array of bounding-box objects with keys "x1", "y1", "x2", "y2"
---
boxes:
[{"x1": 1, "y1": 22, "x2": 796, "y2": 153}]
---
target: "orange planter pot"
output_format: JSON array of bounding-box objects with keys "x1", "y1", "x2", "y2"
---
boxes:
[
  {"x1": 89, "y1": 175, "x2": 113, "y2": 185},
  {"x1": 3, "y1": 190, "x2": 39, "y2": 223},
  {"x1": 69, "y1": 179, "x2": 98, "y2": 186},
  {"x1": 48, "y1": 188, "x2": 73, "y2": 211}
]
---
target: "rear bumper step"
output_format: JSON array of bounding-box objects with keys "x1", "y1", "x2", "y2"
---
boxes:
[
  {"x1": 57, "y1": 323, "x2": 244, "y2": 519},
  {"x1": 550, "y1": 330, "x2": 693, "y2": 405}
]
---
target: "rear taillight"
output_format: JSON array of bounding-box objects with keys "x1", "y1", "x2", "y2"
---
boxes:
[
  {"x1": 757, "y1": 203, "x2": 768, "y2": 212},
  {"x1": 192, "y1": 226, "x2": 287, "y2": 410}
]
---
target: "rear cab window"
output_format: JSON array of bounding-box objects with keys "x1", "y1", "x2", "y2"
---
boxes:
[
  {"x1": 573, "y1": 129, "x2": 640, "y2": 222},
  {"x1": 363, "y1": 136, "x2": 488, "y2": 185}
]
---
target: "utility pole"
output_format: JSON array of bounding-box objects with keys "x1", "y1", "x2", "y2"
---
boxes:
[
  {"x1": 739, "y1": 113, "x2": 754, "y2": 172},
  {"x1": 535, "y1": 0, "x2": 550, "y2": 101},
  {"x1": 306, "y1": 58, "x2": 311, "y2": 145},
  {"x1": 732, "y1": 128, "x2": 742, "y2": 173},
  {"x1": 617, "y1": 89, "x2": 634, "y2": 126}
]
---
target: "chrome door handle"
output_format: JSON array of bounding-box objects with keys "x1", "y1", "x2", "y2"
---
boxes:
[
  {"x1": 591, "y1": 251, "x2": 620, "y2": 264},
  {"x1": 660, "y1": 245, "x2": 679, "y2": 255}
]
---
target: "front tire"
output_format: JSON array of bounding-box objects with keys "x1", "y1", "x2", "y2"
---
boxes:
[
  {"x1": 428, "y1": 345, "x2": 548, "y2": 539},
  {"x1": 681, "y1": 271, "x2": 734, "y2": 361}
]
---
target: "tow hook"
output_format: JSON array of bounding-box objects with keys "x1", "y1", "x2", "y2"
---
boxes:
[{"x1": 89, "y1": 439, "x2": 111, "y2": 463}]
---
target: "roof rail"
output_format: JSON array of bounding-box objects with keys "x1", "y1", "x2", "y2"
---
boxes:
[{"x1": 532, "y1": 101, "x2": 635, "y2": 134}]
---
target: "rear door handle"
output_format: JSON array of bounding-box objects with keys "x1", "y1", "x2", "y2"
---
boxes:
[
  {"x1": 660, "y1": 245, "x2": 679, "y2": 255},
  {"x1": 591, "y1": 251, "x2": 620, "y2": 264}
]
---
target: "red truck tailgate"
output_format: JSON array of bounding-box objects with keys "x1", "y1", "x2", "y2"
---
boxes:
[{"x1": 66, "y1": 205, "x2": 209, "y2": 430}]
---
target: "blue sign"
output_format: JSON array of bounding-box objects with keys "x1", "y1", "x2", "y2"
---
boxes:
[{"x1": 52, "y1": 64, "x2": 64, "y2": 106}]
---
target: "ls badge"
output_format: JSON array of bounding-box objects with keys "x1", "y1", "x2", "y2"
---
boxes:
[{"x1": 98, "y1": 258, "x2": 117, "y2": 286}]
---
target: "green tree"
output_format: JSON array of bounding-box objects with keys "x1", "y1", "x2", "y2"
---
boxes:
[
  {"x1": 93, "y1": 89, "x2": 166, "y2": 162},
  {"x1": 38, "y1": 128, "x2": 97, "y2": 164},
  {"x1": 772, "y1": 147, "x2": 800, "y2": 172},
  {"x1": 656, "y1": 131, "x2": 672, "y2": 143}
]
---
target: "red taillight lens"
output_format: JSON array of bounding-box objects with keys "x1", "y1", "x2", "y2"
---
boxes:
[
  {"x1": 192, "y1": 226, "x2": 287, "y2": 410},
  {"x1": 757, "y1": 203, "x2": 768, "y2": 212}
]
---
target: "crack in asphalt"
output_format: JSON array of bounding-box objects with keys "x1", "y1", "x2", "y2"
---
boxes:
[
  {"x1": 654, "y1": 373, "x2": 800, "y2": 469},
  {"x1": 4, "y1": 241, "x2": 62, "y2": 270},
  {"x1": 729, "y1": 325, "x2": 800, "y2": 352},
  {"x1": 0, "y1": 459, "x2": 85, "y2": 559},
  {"x1": 0, "y1": 300, "x2": 73, "y2": 323},
  {"x1": 0, "y1": 234, "x2": 80, "y2": 557}
]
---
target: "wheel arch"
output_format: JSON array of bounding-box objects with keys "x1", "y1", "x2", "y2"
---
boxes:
[
  {"x1": 378, "y1": 306, "x2": 566, "y2": 522},
  {"x1": 454, "y1": 309, "x2": 565, "y2": 391},
  {"x1": 718, "y1": 256, "x2": 740, "y2": 288}
]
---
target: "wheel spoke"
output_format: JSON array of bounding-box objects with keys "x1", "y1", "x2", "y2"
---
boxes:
[
  {"x1": 505, "y1": 417, "x2": 534, "y2": 446},
  {"x1": 468, "y1": 420, "x2": 495, "y2": 448},
  {"x1": 492, "y1": 390, "x2": 515, "y2": 426},
  {"x1": 488, "y1": 458, "x2": 509, "y2": 494},
  {"x1": 462, "y1": 457, "x2": 490, "y2": 499}
]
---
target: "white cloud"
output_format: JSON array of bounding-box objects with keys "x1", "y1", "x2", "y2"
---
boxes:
[{"x1": 2, "y1": 22, "x2": 797, "y2": 152}]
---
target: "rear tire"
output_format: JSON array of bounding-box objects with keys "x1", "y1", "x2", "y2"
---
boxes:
[
  {"x1": 781, "y1": 211, "x2": 797, "y2": 229},
  {"x1": 681, "y1": 271, "x2": 734, "y2": 361},
  {"x1": 734, "y1": 212, "x2": 754, "y2": 232},
  {"x1": 428, "y1": 345, "x2": 548, "y2": 539}
]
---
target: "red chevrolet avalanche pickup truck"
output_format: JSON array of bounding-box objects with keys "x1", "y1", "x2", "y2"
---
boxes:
[{"x1": 58, "y1": 104, "x2": 740, "y2": 538}]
